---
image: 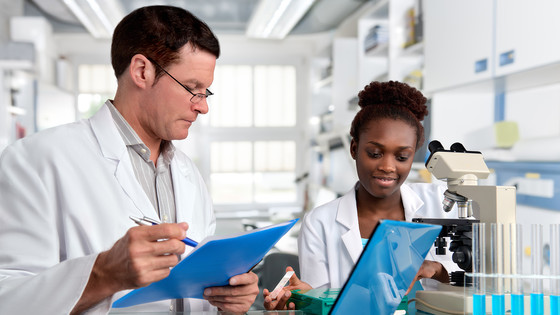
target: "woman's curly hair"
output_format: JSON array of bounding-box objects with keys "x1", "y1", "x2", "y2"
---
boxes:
[{"x1": 349, "y1": 81, "x2": 428, "y2": 149}]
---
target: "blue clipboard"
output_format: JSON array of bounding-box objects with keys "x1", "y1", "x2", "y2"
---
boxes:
[
  {"x1": 113, "y1": 218, "x2": 299, "y2": 308},
  {"x1": 329, "y1": 219, "x2": 442, "y2": 315}
]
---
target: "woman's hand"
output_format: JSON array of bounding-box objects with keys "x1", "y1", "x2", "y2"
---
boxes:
[
  {"x1": 263, "y1": 266, "x2": 312, "y2": 310},
  {"x1": 405, "y1": 260, "x2": 449, "y2": 295}
]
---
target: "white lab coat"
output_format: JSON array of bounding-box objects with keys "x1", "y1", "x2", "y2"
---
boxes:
[
  {"x1": 298, "y1": 182, "x2": 458, "y2": 289},
  {"x1": 0, "y1": 104, "x2": 216, "y2": 314}
]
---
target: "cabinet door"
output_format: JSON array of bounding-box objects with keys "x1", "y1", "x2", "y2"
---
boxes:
[
  {"x1": 495, "y1": 0, "x2": 560, "y2": 76},
  {"x1": 423, "y1": 0, "x2": 494, "y2": 92}
]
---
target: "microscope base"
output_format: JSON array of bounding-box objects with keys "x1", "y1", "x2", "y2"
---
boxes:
[{"x1": 415, "y1": 284, "x2": 552, "y2": 315}]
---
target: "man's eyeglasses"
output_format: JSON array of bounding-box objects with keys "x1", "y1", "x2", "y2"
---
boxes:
[{"x1": 147, "y1": 57, "x2": 213, "y2": 104}]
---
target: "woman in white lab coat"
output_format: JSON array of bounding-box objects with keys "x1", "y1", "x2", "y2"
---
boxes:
[{"x1": 264, "y1": 81, "x2": 458, "y2": 310}]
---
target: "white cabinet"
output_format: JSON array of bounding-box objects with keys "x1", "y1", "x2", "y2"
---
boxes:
[
  {"x1": 424, "y1": 0, "x2": 560, "y2": 92},
  {"x1": 494, "y1": 0, "x2": 560, "y2": 77},
  {"x1": 423, "y1": 0, "x2": 494, "y2": 92}
]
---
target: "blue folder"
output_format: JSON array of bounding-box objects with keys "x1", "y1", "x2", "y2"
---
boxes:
[
  {"x1": 329, "y1": 219, "x2": 442, "y2": 315},
  {"x1": 113, "y1": 218, "x2": 299, "y2": 308}
]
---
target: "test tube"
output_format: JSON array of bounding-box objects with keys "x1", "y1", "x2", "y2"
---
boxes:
[
  {"x1": 472, "y1": 223, "x2": 486, "y2": 315},
  {"x1": 550, "y1": 224, "x2": 560, "y2": 314},
  {"x1": 531, "y1": 224, "x2": 544, "y2": 315},
  {"x1": 491, "y1": 223, "x2": 505, "y2": 315},
  {"x1": 510, "y1": 224, "x2": 524, "y2": 315}
]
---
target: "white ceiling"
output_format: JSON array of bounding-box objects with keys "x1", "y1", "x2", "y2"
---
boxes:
[{"x1": 26, "y1": 0, "x2": 369, "y2": 37}]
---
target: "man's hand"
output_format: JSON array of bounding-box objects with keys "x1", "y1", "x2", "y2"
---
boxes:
[
  {"x1": 71, "y1": 223, "x2": 189, "y2": 314},
  {"x1": 203, "y1": 272, "x2": 260, "y2": 314},
  {"x1": 263, "y1": 266, "x2": 312, "y2": 311},
  {"x1": 405, "y1": 260, "x2": 449, "y2": 295}
]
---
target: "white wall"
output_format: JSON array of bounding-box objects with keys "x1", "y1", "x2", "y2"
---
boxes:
[
  {"x1": 506, "y1": 83, "x2": 560, "y2": 140},
  {"x1": 0, "y1": 1, "x2": 24, "y2": 42},
  {"x1": 0, "y1": 72, "x2": 10, "y2": 151},
  {"x1": 0, "y1": 0, "x2": 25, "y2": 151}
]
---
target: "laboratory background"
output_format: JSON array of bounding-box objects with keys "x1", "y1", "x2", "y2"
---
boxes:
[{"x1": 1, "y1": 0, "x2": 560, "y2": 312}]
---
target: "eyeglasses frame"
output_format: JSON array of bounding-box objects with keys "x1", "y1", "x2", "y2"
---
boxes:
[{"x1": 147, "y1": 57, "x2": 213, "y2": 103}]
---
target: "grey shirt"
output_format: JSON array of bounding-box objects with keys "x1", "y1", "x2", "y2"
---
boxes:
[{"x1": 106, "y1": 100, "x2": 177, "y2": 223}]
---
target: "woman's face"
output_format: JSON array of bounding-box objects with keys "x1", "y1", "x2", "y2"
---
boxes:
[{"x1": 351, "y1": 118, "x2": 417, "y2": 200}]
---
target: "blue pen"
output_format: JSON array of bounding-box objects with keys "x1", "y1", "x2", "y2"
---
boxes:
[{"x1": 129, "y1": 215, "x2": 198, "y2": 247}]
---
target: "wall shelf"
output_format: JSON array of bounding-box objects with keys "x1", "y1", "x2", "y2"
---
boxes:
[
  {"x1": 7, "y1": 106, "x2": 26, "y2": 116},
  {"x1": 401, "y1": 41, "x2": 424, "y2": 56},
  {"x1": 314, "y1": 75, "x2": 333, "y2": 90},
  {"x1": 486, "y1": 161, "x2": 560, "y2": 211},
  {"x1": 365, "y1": 42, "x2": 389, "y2": 57}
]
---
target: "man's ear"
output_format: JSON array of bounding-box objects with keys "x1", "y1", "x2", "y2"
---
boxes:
[
  {"x1": 129, "y1": 54, "x2": 153, "y2": 89},
  {"x1": 350, "y1": 139, "x2": 358, "y2": 160}
]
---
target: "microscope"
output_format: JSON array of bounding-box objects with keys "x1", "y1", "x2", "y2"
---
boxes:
[{"x1": 413, "y1": 140, "x2": 517, "y2": 314}]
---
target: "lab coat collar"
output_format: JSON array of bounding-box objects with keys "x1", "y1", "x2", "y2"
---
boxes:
[
  {"x1": 337, "y1": 185, "x2": 362, "y2": 263},
  {"x1": 89, "y1": 102, "x2": 158, "y2": 220},
  {"x1": 401, "y1": 184, "x2": 425, "y2": 221},
  {"x1": 336, "y1": 183, "x2": 426, "y2": 264},
  {"x1": 90, "y1": 102, "x2": 127, "y2": 161}
]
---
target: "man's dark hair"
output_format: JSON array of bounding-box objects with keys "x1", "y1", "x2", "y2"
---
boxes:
[{"x1": 111, "y1": 5, "x2": 220, "y2": 79}]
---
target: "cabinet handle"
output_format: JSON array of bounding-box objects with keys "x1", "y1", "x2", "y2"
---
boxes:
[
  {"x1": 475, "y1": 59, "x2": 488, "y2": 73},
  {"x1": 499, "y1": 50, "x2": 515, "y2": 66}
]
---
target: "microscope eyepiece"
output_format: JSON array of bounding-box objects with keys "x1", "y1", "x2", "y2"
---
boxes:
[
  {"x1": 450, "y1": 142, "x2": 467, "y2": 152},
  {"x1": 428, "y1": 140, "x2": 444, "y2": 153}
]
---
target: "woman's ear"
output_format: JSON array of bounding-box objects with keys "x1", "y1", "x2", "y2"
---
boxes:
[{"x1": 350, "y1": 139, "x2": 358, "y2": 160}]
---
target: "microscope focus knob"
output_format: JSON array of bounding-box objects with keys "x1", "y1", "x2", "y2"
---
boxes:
[
  {"x1": 452, "y1": 245, "x2": 472, "y2": 272},
  {"x1": 434, "y1": 237, "x2": 447, "y2": 255}
]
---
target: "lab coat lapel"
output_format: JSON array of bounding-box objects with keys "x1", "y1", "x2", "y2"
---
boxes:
[
  {"x1": 401, "y1": 184, "x2": 424, "y2": 221},
  {"x1": 89, "y1": 103, "x2": 157, "y2": 219},
  {"x1": 337, "y1": 188, "x2": 362, "y2": 263},
  {"x1": 171, "y1": 158, "x2": 195, "y2": 224}
]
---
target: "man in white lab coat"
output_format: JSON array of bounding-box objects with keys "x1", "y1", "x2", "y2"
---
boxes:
[{"x1": 0, "y1": 5, "x2": 258, "y2": 314}]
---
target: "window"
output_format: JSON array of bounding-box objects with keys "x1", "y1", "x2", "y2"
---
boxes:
[
  {"x1": 209, "y1": 65, "x2": 296, "y2": 127},
  {"x1": 77, "y1": 64, "x2": 117, "y2": 118},
  {"x1": 210, "y1": 141, "x2": 296, "y2": 204},
  {"x1": 205, "y1": 64, "x2": 300, "y2": 207}
]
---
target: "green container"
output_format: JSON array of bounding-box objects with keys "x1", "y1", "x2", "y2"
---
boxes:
[
  {"x1": 288, "y1": 288, "x2": 409, "y2": 315},
  {"x1": 396, "y1": 295, "x2": 408, "y2": 313},
  {"x1": 288, "y1": 288, "x2": 341, "y2": 315}
]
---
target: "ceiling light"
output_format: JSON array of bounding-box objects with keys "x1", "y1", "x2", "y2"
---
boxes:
[
  {"x1": 62, "y1": 0, "x2": 125, "y2": 39},
  {"x1": 246, "y1": 0, "x2": 316, "y2": 39}
]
